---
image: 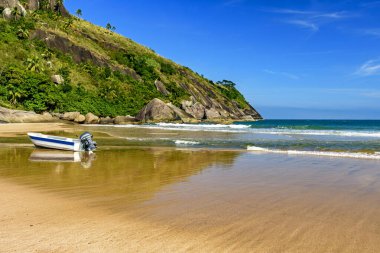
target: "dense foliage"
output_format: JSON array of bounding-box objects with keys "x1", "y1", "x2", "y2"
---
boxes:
[{"x1": 0, "y1": 9, "x2": 253, "y2": 116}]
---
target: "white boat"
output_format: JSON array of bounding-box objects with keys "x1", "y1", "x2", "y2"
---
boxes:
[{"x1": 28, "y1": 133, "x2": 83, "y2": 151}]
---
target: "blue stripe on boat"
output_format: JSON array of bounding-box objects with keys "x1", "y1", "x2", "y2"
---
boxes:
[{"x1": 30, "y1": 136, "x2": 75, "y2": 146}]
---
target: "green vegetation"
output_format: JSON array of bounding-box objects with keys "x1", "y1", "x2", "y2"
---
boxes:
[{"x1": 0, "y1": 6, "x2": 254, "y2": 117}]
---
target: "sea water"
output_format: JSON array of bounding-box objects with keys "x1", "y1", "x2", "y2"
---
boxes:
[{"x1": 84, "y1": 120, "x2": 380, "y2": 159}]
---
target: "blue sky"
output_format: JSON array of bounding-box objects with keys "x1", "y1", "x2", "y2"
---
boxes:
[{"x1": 65, "y1": 0, "x2": 380, "y2": 119}]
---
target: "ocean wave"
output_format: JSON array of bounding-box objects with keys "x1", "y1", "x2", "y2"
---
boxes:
[
  {"x1": 247, "y1": 146, "x2": 380, "y2": 160},
  {"x1": 85, "y1": 124, "x2": 380, "y2": 138},
  {"x1": 249, "y1": 129, "x2": 380, "y2": 138},
  {"x1": 174, "y1": 140, "x2": 200, "y2": 145},
  {"x1": 157, "y1": 123, "x2": 250, "y2": 129}
]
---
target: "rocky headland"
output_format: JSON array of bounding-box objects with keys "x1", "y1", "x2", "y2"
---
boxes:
[{"x1": 0, "y1": 0, "x2": 262, "y2": 124}]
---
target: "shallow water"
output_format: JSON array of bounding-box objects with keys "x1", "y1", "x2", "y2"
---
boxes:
[
  {"x1": 1, "y1": 146, "x2": 380, "y2": 252},
  {"x1": 83, "y1": 120, "x2": 380, "y2": 157}
]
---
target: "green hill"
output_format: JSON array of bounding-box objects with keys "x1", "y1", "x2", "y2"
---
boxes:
[{"x1": 0, "y1": 0, "x2": 262, "y2": 122}]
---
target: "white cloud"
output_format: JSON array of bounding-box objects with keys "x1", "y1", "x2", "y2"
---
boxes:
[
  {"x1": 355, "y1": 60, "x2": 380, "y2": 76},
  {"x1": 286, "y1": 19, "x2": 319, "y2": 31},
  {"x1": 223, "y1": 0, "x2": 244, "y2": 6},
  {"x1": 362, "y1": 29, "x2": 380, "y2": 38},
  {"x1": 265, "y1": 8, "x2": 352, "y2": 32},
  {"x1": 263, "y1": 69, "x2": 300, "y2": 80}
]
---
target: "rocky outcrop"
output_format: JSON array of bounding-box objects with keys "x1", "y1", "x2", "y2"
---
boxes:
[
  {"x1": 166, "y1": 103, "x2": 197, "y2": 123},
  {"x1": 27, "y1": 0, "x2": 39, "y2": 11},
  {"x1": 2, "y1": 8, "x2": 12, "y2": 20},
  {"x1": 61, "y1": 112, "x2": 80, "y2": 121},
  {"x1": 1, "y1": 0, "x2": 69, "y2": 16},
  {"x1": 31, "y1": 29, "x2": 140, "y2": 80},
  {"x1": 0, "y1": 107, "x2": 54, "y2": 123},
  {"x1": 136, "y1": 98, "x2": 179, "y2": 122},
  {"x1": 114, "y1": 115, "x2": 137, "y2": 124},
  {"x1": 99, "y1": 117, "x2": 114, "y2": 124},
  {"x1": 84, "y1": 113, "x2": 99, "y2": 124},
  {"x1": 74, "y1": 114, "x2": 85, "y2": 123},
  {"x1": 205, "y1": 108, "x2": 221, "y2": 120},
  {"x1": 181, "y1": 99, "x2": 205, "y2": 120},
  {"x1": 51, "y1": 74, "x2": 64, "y2": 84},
  {"x1": 154, "y1": 80, "x2": 170, "y2": 96}
]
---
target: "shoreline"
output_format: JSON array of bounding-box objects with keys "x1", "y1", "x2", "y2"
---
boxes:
[{"x1": 1, "y1": 148, "x2": 380, "y2": 252}]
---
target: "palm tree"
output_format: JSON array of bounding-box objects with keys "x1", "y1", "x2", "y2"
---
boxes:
[
  {"x1": 9, "y1": 89, "x2": 21, "y2": 105},
  {"x1": 76, "y1": 9, "x2": 82, "y2": 18}
]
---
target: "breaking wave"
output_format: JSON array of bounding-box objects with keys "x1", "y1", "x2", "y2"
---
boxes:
[{"x1": 247, "y1": 146, "x2": 380, "y2": 160}]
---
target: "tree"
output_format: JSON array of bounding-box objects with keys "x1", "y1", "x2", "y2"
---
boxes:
[
  {"x1": 111, "y1": 26, "x2": 116, "y2": 32},
  {"x1": 216, "y1": 80, "x2": 236, "y2": 87},
  {"x1": 76, "y1": 9, "x2": 82, "y2": 18},
  {"x1": 106, "y1": 23, "x2": 112, "y2": 30}
]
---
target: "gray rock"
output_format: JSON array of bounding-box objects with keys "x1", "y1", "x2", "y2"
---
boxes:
[
  {"x1": 183, "y1": 102, "x2": 205, "y2": 120},
  {"x1": 205, "y1": 108, "x2": 221, "y2": 120},
  {"x1": 0, "y1": 0, "x2": 17, "y2": 8},
  {"x1": 28, "y1": 0, "x2": 39, "y2": 11},
  {"x1": 16, "y1": 2, "x2": 26, "y2": 16},
  {"x1": 0, "y1": 107, "x2": 54, "y2": 123},
  {"x1": 2, "y1": 7, "x2": 12, "y2": 20},
  {"x1": 51, "y1": 112, "x2": 62, "y2": 119},
  {"x1": 166, "y1": 103, "x2": 196, "y2": 123},
  {"x1": 51, "y1": 74, "x2": 64, "y2": 84},
  {"x1": 114, "y1": 115, "x2": 136, "y2": 124},
  {"x1": 136, "y1": 98, "x2": 178, "y2": 122},
  {"x1": 181, "y1": 100, "x2": 193, "y2": 108},
  {"x1": 154, "y1": 80, "x2": 170, "y2": 96},
  {"x1": 99, "y1": 116, "x2": 114, "y2": 124},
  {"x1": 61, "y1": 112, "x2": 80, "y2": 121},
  {"x1": 74, "y1": 114, "x2": 85, "y2": 123},
  {"x1": 84, "y1": 113, "x2": 99, "y2": 124}
]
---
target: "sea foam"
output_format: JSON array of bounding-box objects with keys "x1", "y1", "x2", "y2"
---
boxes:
[{"x1": 247, "y1": 146, "x2": 380, "y2": 160}]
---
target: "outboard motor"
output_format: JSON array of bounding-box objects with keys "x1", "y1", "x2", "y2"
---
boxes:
[{"x1": 80, "y1": 132, "x2": 97, "y2": 151}]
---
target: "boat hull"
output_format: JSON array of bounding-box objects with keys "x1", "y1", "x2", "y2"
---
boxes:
[{"x1": 28, "y1": 133, "x2": 82, "y2": 151}]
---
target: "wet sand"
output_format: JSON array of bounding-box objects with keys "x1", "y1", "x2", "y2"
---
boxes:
[
  {"x1": 1, "y1": 147, "x2": 380, "y2": 252},
  {"x1": 0, "y1": 123, "x2": 72, "y2": 137}
]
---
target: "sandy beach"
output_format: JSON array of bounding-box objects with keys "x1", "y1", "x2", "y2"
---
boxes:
[
  {"x1": 1, "y1": 144, "x2": 380, "y2": 252},
  {"x1": 0, "y1": 123, "x2": 73, "y2": 137}
]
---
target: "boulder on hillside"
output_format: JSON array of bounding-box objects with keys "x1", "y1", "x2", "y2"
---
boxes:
[
  {"x1": 84, "y1": 113, "x2": 99, "y2": 124},
  {"x1": 2, "y1": 7, "x2": 12, "y2": 20},
  {"x1": 136, "y1": 98, "x2": 178, "y2": 122},
  {"x1": 51, "y1": 74, "x2": 64, "y2": 84},
  {"x1": 154, "y1": 80, "x2": 170, "y2": 96},
  {"x1": 182, "y1": 101, "x2": 205, "y2": 120},
  {"x1": 74, "y1": 114, "x2": 85, "y2": 123},
  {"x1": 61, "y1": 112, "x2": 80, "y2": 121},
  {"x1": 28, "y1": 0, "x2": 39, "y2": 11},
  {"x1": 0, "y1": 107, "x2": 54, "y2": 123},
  {"x1": 205, "y1": 108, "x2": 221, "y2": 120},
  {"x1": 99, "y1": 116, "x2": 114, "y2": 124},
  {"x1": 166, "y1": 103, "x2": 197, "y2": 123},
  {"x1": 114, "y1": 115, "x2": 137, "y2": 124}
]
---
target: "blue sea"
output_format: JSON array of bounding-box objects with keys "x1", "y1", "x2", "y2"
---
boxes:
[{"x1": 86, "y1": 120, "x2": 380, "y2": 159}]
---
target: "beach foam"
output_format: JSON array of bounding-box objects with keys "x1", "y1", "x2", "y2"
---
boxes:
[
  {"x1": 174, "y1": 140, "x2": 200, "y2": 145},
  {"x1": 247, "y1": 146, "x2": 380, "y2": 160}
]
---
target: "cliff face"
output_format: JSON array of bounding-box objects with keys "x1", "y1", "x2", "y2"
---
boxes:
[{"x1": 0, "y1": 0, "x2": 262, "y2": 122}]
